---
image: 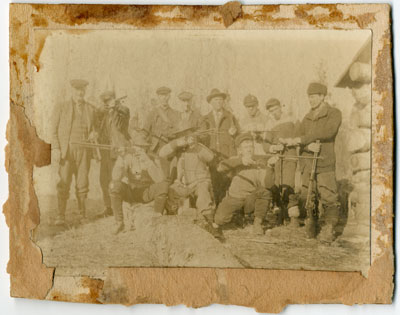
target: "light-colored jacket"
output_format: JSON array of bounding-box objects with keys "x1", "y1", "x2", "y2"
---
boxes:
[{"x1": 52, "y1": 100, "x2": 96, "y2": 159}]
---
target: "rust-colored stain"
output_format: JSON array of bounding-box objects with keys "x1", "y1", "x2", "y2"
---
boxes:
[{"x1": 6, "y1": 2, "x2": 393, "y2": 311}]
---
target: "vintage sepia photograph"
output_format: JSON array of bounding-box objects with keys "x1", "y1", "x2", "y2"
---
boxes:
[{"x1": 30, "y1": 29, "x2": 372, "y2": 274}]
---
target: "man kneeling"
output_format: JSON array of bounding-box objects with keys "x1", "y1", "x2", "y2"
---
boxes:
[
  {"x1": 109, "y1": 136, "x2": 170, "y2": 234},
  {"x1": 213, "y1": 133, "x2": 277, "y2": 235}
]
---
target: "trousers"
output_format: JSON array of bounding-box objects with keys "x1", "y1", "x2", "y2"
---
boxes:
[
  {"x1": 214, "y1": 188, "x2": 272, "y2": 226},
  {"x1": 109, "y1": 180, "x2": 170, "y2": 223},
  {"x1": 57, "y1": 144, "x2": 91, "y2": 201},
  {"x1": 300, "y1": 169, "x2": 340, "y2": 225}
]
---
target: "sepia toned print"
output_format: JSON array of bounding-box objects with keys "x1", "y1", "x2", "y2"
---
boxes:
[{"x1": 30, "y1": 29, "x2": 373, "y2": 274}]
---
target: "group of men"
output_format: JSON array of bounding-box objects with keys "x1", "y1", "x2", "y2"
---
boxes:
[{"x1": 52, "y1": 79, "x2": 342, "y2": 244}]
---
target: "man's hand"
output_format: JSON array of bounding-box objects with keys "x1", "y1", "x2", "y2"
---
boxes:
[
  {"x1": 307, "y1": 142, "x2": 321, "y2": 153},
  {"x1": 228, "y1": 126, "x2": 237, "y2": 136},
  {"x1": 242, "y1": 155, "x2": 256, "y2": 166},
  {"x1": 176, "y1": 137, "x2": 187, "y2": 147},
  {"x1": 187, "y1": 136, "x2": 196, "y2": 146},
  {"x1": 267, "y1": 156, "x2": 279, "y2": 167},
  {"x1": 51, "y1": 148, "x2": 61, "y2": 164},
  {"x1": 269, "y1": 144, "x2": 284, "y2": 153},
  {"x1": 88, "y1": 131, "x2": 99, "y2": 142},
  {"x1": 279, "y1": 137, "x2": 301, "y2": 147}
]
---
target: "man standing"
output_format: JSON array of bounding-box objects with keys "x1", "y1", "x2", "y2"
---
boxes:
[
  {"x1": 143, "y1": 86, "x2": 180, "y2": 154},
  {"x1": 178, "y1": 91, "x2": 202, "y2": 130},
  {"x1": 143, "y1": 86, "x2": 180, "y2": 180},
  {"x1": 200, "y1": 88, "x2": 240, "y2": 205},
  {"x1": 263, "y1": 98, "x2": 299, "y2": 227},
  {"x1": 281, "y1": 82, "x2": 342, "y2": 243},
  {"x1": 240, "y1": 94, "x2": 269, "y2": 155},
  {"x1": 96, "y1": 90, "x2": 131, "y2": 217},
  {"x1": 52, "y1": 79, "x2": 98, "y2": 225},
  {"x1": 213, "y1": 133, "x2": 277, "y2": 235}
]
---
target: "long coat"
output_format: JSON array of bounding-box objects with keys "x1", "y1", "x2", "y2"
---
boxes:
[
  {"x1": 299, "y1": 102, "x2": 342, "y2": 173},
  {"x1": 52, "y1": 100, "x2": 97, "y2": 159},
  {"x1": 200, "y1": 109, "x2": 240, "y2": 158}
]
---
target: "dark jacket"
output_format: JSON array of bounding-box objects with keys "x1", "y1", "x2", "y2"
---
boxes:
[
  {"x1": 299, "y1": 103, "x2": 342, "y2": 173},
  {"x1": 143, "y1": 105, "x2": 180, "y2": 152},
  {"x1": 199, "y1": 109, "x2": 240, "y2": 159}
]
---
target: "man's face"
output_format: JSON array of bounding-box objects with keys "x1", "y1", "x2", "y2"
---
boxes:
[
  {"x1": 246, "y1": 104, "x2": 258, "y2": 117},
  {"x1": 103, "y1": 97, "x2": 115, "y2": 107},
  {"x1": 308, "y1": 94, "x2": 325, "y2": 110},
  {"x1": 268, "y1": 105, "x2": 282, "y2": 120},
  {"x1": 72, "y1": 88, "x2": 86, "y2": 104},
  {"x1": 182, "y1": 100, "x2": 192, "y2": 112},
  {"x1": 351, "y1": 84, "x2": 370, "y2": 107},
  {"x1": 158, "y1": 93, "x2": 170, "y2": 107},
  {"x1": 210, "y1": 96, "x2": 224, "y2": 112},
  {"x1": 239, "y1": 139, "x2": 255, "y2": 157}
]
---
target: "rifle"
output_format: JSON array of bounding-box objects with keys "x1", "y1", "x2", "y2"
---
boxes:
[
  {"x1": 304, "y1": 140, "x2": 320, "y2": 239},
  {"x1": 70, "y1": 141, "x2": 159, "y2": 159}
]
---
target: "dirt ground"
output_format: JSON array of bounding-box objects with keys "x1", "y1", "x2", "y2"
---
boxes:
[{"x1": 34, "y1": 195, "x2": 370, "y2": 276}]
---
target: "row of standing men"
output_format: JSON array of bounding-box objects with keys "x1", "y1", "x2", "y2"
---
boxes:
[{"x1": 52, "y1": 80, "x2": 342, "y2": 243}]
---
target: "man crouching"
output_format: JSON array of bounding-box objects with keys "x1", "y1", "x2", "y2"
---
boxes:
[
  {"x1": 109, "y1": 135, "x2": 170, "y2": 234},
  {"x1": 213, "y1": 133, "x2": 277, "y2": 235}
]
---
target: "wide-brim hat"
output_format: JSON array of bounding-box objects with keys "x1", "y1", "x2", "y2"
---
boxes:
[{"x1": 207, "y1": 88, "x2": 227, "y2": 103}]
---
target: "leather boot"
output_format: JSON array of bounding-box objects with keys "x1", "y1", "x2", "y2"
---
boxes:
[
  {"x1": 55, "y1": 196, "x2": 67, "y2": 226},
  {"x1": 252, "y1": 217, "x2": 264, "y2": 235},
  {"x1": 77, "y1": 196, "x2": 88, "y2": 224},
  {"x1": 110, "y1": 193, "x2": 125, "y2": 234},
  {"x1": 318, "y1": 224, "x2": 335, "y2": 244}
]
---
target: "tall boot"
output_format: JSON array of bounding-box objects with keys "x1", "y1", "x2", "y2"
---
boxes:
[
  {"x1": 110, "y1": 194, "x2": 125, "y2": 234},
  {"x1": 55, "y1": 196, "x2": 67, "y2": 225},
  {"x1": 77, "y1": 196, "x2": 88, "y2": 224}
]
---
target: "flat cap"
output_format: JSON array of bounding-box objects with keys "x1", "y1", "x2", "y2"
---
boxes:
[
  {"x1": 307, "y1": 82, "x2": 327, "y2": 95},
  {"x1": 207, "y1": 88, "x2": 227, "y2": 103},
  {"x1": 265, "y1": 98, "x2": 281, "y2": 110},
  {"x1": 243, "y1": 94, "x2": 258, "y2": 107},
  {"x1": 156, "y1": 86, "x2": 171, "y2": 95},
  {"x1": 178, "y1": 91, "x2": 193, "y2": 101},
  {"x1": 70, "y1": 79, "x2": 89, "y2": 89},
  {"x1": 100, "y1": 90, "x2": 116, "y2": 101},
  {"x1": 235, "y1": 132, "x2": 254, "y2": 148}
]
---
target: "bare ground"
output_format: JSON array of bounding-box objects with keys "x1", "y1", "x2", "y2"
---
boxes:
[{"x1": 34, "y1": 195, "x2": 370, "y2": 275}]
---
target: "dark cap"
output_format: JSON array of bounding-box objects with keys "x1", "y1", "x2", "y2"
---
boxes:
[
  {"x1": 207, "y1": 88, "x2": 227, "y2": 103},
  {"x1": 178, "y1": 91, "x2": 193, "y2": 101},
  {"x1": 70, "y1": 79, "x2": 89, "y2": 90},
  {"x1": 156, "y1": 86, "x2": 171, "y2": 95},
  {"x1": 265, "y1": 98, "x2": 281, "y2": 110},
  {"x1": 100, "y1": 90, "x2": 116, "y2": 102},
  {"x1": 243, "y1": 94, "x2": 258, "y2": 107},
  {"x1": 307, "y1": 82, "x2": 327, "y2": 95},
  {"x1": 235, "y1": 132, "x2": 254, "y2": 148}
]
